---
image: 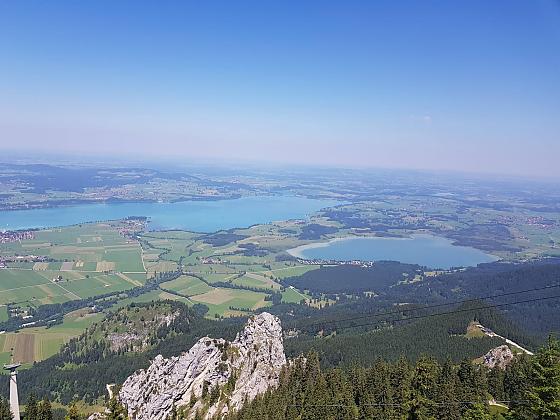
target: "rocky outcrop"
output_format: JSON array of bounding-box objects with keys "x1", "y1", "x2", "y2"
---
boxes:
[
  {"x1": 483, "y1": 345, "x2": 514, "y2": 369},
  {"x1": 119, "y1": 312, "x2": 286, "y2": 419},
  {"x1": 108, "y1": 311, "x2": 179, "y2": 352}
]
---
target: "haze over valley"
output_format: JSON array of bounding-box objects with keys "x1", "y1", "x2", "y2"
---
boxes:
[{"x1": 0, "y1": 1, "x2": 559, "y2": 419}]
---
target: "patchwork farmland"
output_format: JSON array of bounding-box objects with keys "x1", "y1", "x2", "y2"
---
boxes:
[
  {"x1": 0, "y1": 222, "x2": 147, "y2": 310},
  {"x1": 0, "y1": 309, "x2": 103, "y2": 366},
  {"x1": 0, "y1": 219, "x2": 321, "y2": 364}
]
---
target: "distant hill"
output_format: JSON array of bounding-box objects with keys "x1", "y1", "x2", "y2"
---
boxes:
[{"x1": 282, "y1": 261, "x2": 422, "y2": 294}]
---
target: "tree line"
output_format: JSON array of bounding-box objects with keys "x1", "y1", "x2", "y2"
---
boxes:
[{"x1": 228, "y1": 337, "x2": 560, "y2": 420}]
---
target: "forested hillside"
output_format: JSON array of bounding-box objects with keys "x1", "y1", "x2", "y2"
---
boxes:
[
  {"x1": 2, "y1": 260, "x2": 558, "y2": 418},
  {"x1": 0, "y1": 302, "x2": 244, "y2": 404},
  {"x1": 282, "y1": 302, "x2": 512, "y2": 367},
  {"x1": 282, "y1": 262, "x2": 421, "y2": 293},
  {"x1": 229, "y1": 338, "x2": 560, "y2": 420}
]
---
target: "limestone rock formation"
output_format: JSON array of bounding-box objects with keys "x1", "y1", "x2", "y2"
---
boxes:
[
  {"x1": 119, "y1": 312, "x2": 286, "y2": 419},
  {"x1": 483, "y1": 345, "x2": 514, "y2": 369}
]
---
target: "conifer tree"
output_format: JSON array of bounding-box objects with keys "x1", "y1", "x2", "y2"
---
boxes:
[
  {"x1": 462, "y1": 403, "x2": 491, "y2": 420},
  {"x1": 0, "y1": 397, "x2": 11, "y2": 420},
  {"x1": 391, "y1": 356, "x2": 413, "y2": 419},
  {"x1": 504, "y1": 354, "x2": 535, "y2": 418},
  {"x1": 325, "y1": 368, "x2": 358, "y2": 420},
  {"x1": 26, "y1": 394, "x2": 39, "y2": 420},
  {"x1": 525, "y1": 336, "x2": 560, "y2": 419},
  {"x1": 487, "y1": 367, "x2": 506, "y2": 401},
  {"x1": 37, "y1": 398, "x2": 53, "y2": 420},
  {"x1": 410, "y1": 355, "x2": 440, "y2": 418},
  {"x1": 106, "y1": 397, "x2": 128, "y2": 420},
  {"x1": 65, "y1": 402, "x2": 81, "y2": 420},
  {"x1": 435, "y1": 359, "x2": 461, "y2": 420}
]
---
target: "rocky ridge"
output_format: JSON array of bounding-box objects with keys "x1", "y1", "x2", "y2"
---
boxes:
[
  {"x1": 107, "y1": 311, "x2": 178, "y2": 352},
  {"x1": 482, "y1": 344, "x2": 514, "y2": 369},
  {"x1": 119, "y1": 312, "x2": 286, "y2": 419}
]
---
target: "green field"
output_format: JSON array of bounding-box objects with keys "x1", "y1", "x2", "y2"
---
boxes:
[
  {"x1": 190, "y1": 287, "x2": 271, "y2": 317},
  {"x1": 0, "y1": 269, "x2": 140, "y2": 306},
  {"x1": 260, "y1": 265, "x2": 320, "y2": 279},
  {"x1": 111, "y1": 289, "x2": 193, "y2": 310},
  {"x1": 0, "y1": 306, "x2": 8, "y2": 322},
  {"x1": 160, "y1": 275, "x2": 213, "y2": 296},
  {"x1": 281, "y1": 286, "x2": 309, "y2": 303},
  {"x1": 0, "y1": 309, "x2": 104, "y2": 367},
  {"x1": 0, "y1": 223, "x2": 145, "y2": 273},
  {"x1": 232, "y1": 273, "x2": 280, "y2": 290},
  {"x1": 0, "y1": 220, "x2": 318, "y2": 361},
  {"x1": 0, "y1": 269, "x2": 76, "y2": 305},
  {"x1": 61, "y1": 273, "x2": 135, "y2": 298}
]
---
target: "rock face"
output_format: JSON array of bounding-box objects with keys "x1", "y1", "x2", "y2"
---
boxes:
[
  {"x1": 119, "y1": 312, "x2": 286, "y2": 420},
  {"x1": 108, "y1": 311, "x2": 178, "y2": 352},
  {"x1": 483, "y1": 345, "x2": 514, "y2": 369}
]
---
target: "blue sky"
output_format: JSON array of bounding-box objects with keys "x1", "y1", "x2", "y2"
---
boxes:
[{"x1": 1, "y1": 1, "x2": 559, "y2": 177}]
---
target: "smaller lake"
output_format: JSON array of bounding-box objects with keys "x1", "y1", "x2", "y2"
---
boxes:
[
  {"x1": 288, "y1": 234, "x2": 499, "y2": 269},
  {"x1": 0, "y1": 196, "x2": 339, "y2": 232}
]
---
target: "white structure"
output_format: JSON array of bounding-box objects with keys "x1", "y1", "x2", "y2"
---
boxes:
[{"x1": 4, "y1": 363, "x2": 20, "y2": 420}]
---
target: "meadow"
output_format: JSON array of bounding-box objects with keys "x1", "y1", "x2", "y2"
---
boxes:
[
  {"x1": 0, "y1": 269, "x2": 140, "y2": 306},
  {"x1": 0, "y1": 220, "x2": 319, "y2": 363},
  {"x1": 0, "y1": 222, "x2": 144, "y2": 273},
  {"x1": 0, "y1": 222, "x2": 147, "y2": 310},
  {"x1": 0, "y1": 309, "x2": 103, "y2": 367}
]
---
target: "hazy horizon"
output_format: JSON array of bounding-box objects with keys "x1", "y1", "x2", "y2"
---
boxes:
[{"x1": 1, "y1": 1, "x2": 559, "y2": 178}]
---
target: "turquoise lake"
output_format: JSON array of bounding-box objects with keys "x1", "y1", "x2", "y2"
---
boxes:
[
  {"x1": 0, "y1": 196, "x2": 340, "y2": 232},
  {"x1": 288, "y1": 234, "x2": 499, "y2": 269}
]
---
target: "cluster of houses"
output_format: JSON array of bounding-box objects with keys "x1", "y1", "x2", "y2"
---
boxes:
[
  {"x1": 525, "y1": 216, "x2": 557, "y2": 229},
  {"x1": 0, "y1": 254, "x2": 49, "y2": 268},
  {"x1": 200, "y1": 257, "x2": 222, "y2": 264},
  {"x1": 296, "y1": 258, "x2": 376, "y2": 267},
  {"x1": 115, "y1": 218, "x2": 147, "y2": 240},
  {"x1": 0, "y1": 229, "x2": 35, "y2": 244}
]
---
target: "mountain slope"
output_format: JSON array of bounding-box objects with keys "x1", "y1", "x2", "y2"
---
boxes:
[{"x1": 119, "y1": 312, "x2": 285, "y2": 419}]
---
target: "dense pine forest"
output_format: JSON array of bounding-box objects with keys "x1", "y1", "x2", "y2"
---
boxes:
[{"x1": 228, "y1": 338, "x2": 560, "y2": 420}]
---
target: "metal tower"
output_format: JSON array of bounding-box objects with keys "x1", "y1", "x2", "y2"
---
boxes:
[{"x1": 3, "y1": 363, "x2": 21, "y2": 420}]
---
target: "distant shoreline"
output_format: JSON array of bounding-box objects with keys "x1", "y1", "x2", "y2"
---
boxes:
[
  {"x1": 287, "y1": 235, "x2": 414, "y2": 259},
  {"x1": 0, "y1": 194, "x2": 244, "y2": 213},
  {"x1": 287, "y1": 234, "x2": 500, "y2": 267}
]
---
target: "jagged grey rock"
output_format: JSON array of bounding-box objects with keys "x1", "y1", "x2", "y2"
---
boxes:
[
  {"x1": 119, "y1": 312, "x2": 286, "y2": 419},
  {"x1": 483, "y1": 345, "x2": 514, "y2": 369},
  {"x1": 108, "y1": 311, "x2": 178, "y2": 352}
]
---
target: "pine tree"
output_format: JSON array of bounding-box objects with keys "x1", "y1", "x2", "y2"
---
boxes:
[
  {"x1": 65, "y1": 402, "x2": 81, "y2": 420},
  {"x1": 37, "y1": 398, "x2": 53, "y2": 420},
  {"x1": 324, "y1": 368, "x2": 358, "y2": 420},
  {"x1": 106, "y1": 397, "x2": 128, "y2": 420},
  {"x1": 209, "y1": 384, "x2": 220, "y2": 404},
  {"x1": 504, "y1": 353, "x2": 533, "y2": 418},
  {"x1": 435, "y1": 360, "x2": 461, "y2": 420},
  {"x1": 301, "y1": 352, "x2": 328, "y2": 420},
  {"x1": 391, "y1": 356, "x2": 413, "y2": 420},
  {"x1": 410, "y1": 355, "x2": 440, "y2": 418},
  {"x1": 201, "y1": 381, "x2": 209, "y2": 399},
  {"x1": 487, "y1": 367, "x2": 506, "y2": 401},
  {"x1": 462, "y1": 403, "x2": 491, "y2": 420},
  {"x1": 26, "y1": 394, "x2": 39, "y2": 420},
  {"x1": 0, "y1": 397, "x2": 12, "y2": 420},
  {"x1": 525, "y1": 336, "x2": 560, "y2": 419},
  {"x1": 364, "y1": 359, "x2": 395, "y2": 420}
]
